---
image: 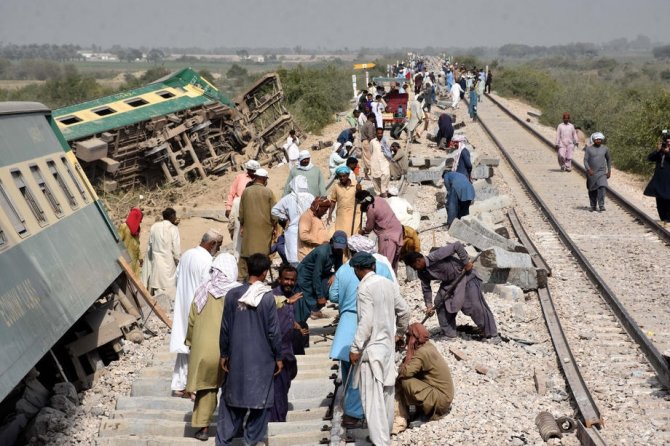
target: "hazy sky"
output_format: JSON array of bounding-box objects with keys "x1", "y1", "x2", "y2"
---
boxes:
[{"x1": 1, "y1": 0, "x2": 669, "y2": 50}]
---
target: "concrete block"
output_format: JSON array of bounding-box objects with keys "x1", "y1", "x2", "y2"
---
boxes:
[
  {"x1": 450, "y1": 217, "x2": 525, "y2": 253},
  {"x1": 99, "y1": 157, "x2": 120, "y2": 173},
  {"x1": 96, "y1": 435, "x2": 223, "y2": 445},
  {"x1": 473, "y1": 180, "x2": 499, "y2": 201},
  {"x1": 477, "y1": 266, "x2": 547, "y2": 291},
  {"x1": 268, "y1": 419, "x2": 324, "y2": 435},
  {"x1": 495, "y1": 284, "x2": 524, "y2": 300},
  {"x1": 478, "y1": 157, "x2": 500, "y2": 167},
  {"x1": 74, "y1": 138, "x2": 108, "y2": 162},
  {"x1": 288, "y1": 397, "x2": 331, "y2": 411},
  {"x1": 102, "y1": 180, "x2": 118, "y2": 193},
  {"x1": 267, "y1": 430, "x2": 330, "y2": 446},
  {"x1": 470, "y1": 195, "x2": 513, "y2": 214},
  {"x1": 479, "y1": 247, "x2": 533, "y2": 269},
  {"x1": 99, "y1": 418, "x2": 212, "y2": 438},
  {"x1": 287, "y1": 378, "x2": 332, "y2": 400},
  {"x1": 471, "y1": 164, "x2": 493, "y2": 180},
  {"x1": 116, "y1": 396, "x2": 192, "y2": 412}
]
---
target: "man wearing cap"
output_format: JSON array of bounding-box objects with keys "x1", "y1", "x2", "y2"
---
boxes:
[
  {"x1": 329, "y1": 236, "x2": 395, "y2": 428},
  {"x1": 226, "y1": 160, "x2": 259, "y2": 259},
  {"x1": 170, "y1": 230, "x2": 223, "y2": 398},
  {"x1": 238, "y1": 168, "x2": 277, "y2": 280},
  {"x1": 283, "y1": 150, "x2": 327, "y2": 198},
  {"x1": 295, "y1": 231, "x2": 347, "y2": 323},
  {"x1": 327, "y1": 165, "x2": 360, "y2": 236},
  {"x1": 584, "y1": 132, "x2": 611, "y2": 212},
  {"x1": 555, "y1": 112, "x2": 578, "y2": 172},
  {"x1": 349, "y1": 252, "x2": 410, "y2": 446}
]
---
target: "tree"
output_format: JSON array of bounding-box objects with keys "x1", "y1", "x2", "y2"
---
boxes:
[
  {"x1": 147, "y1": 48, "x2": 165, "y2": 64},
  {"x1": 236, "y1": 49, "x2": 249, "y2": 60},
  {"x1": 652, "y1": 45, "x2": 670, "y2": 60},
  {"x1": 226, "y1": 64, "x2": 248, "y2": 79}
]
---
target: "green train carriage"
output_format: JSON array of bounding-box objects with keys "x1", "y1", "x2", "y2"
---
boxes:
[{"x1": 0, "y1": 102, "x2": 136, "y2": 404}]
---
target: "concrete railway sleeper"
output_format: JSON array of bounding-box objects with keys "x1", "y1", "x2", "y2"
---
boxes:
[
  {"x1": 475, "y1": 99, "x2": 670, "y2": 444},
  {"x1": 97, "y1": 312, "x2": 339, "y2": 445}
]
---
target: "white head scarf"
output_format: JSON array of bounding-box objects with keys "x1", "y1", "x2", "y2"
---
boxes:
[
  {"x1": 239, "y1": 281, "x2": 272, "y2": 308},
  {"x1": 193, "y1": 253, "x2": 239, "y2": 313},
  {"x1": 450, "y1": 134, "x2": 469, "y2": 172},
  {"x1": 289, "y1": 176, "x2": 314, "y2": 215},
  {"x1": 297, "y1": 150, "x2": 313, "y2": 170},
  {"x1": 591, "y1": 132, "x2": 605, "y2": 142},
  {"x1": 347, "y1": 235, "x2": 377, "y2": 254}
]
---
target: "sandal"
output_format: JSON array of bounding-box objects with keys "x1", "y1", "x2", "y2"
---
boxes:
[{"x1": 194, "y1": 428, "x2": 209, "y2": 441}]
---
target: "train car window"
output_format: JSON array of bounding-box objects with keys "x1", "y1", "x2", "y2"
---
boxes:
[
  {"x1": 30, "y1": 165, "x2": 63, "y2": 217},
  {"x1": 125, "y1": 98, "x2": 148, "y2": 108},
  {"x1": 92, "y1": 106, "x2": 116, "y2": 117},
  {"x1": 156, "y1": 90, "x2": 175, "y2": 99},
  {"x1": 47, "y1": 160, "x2": 78, "y2": 209},
  {"x1": 57, "y1": 115, "x2": 82, "y2": 126},
  {"x1": 11, "y1": 169, "x2": 47, "y2": 226},
  {"x1": 0, "y1": 182, "x2": 27, "y2": 235},
  {"x1": 60, "y1": 157, "x2": 89, "y2": 203}
]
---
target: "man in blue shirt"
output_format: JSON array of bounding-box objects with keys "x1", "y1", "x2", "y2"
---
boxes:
[{"x1": 328, "y1": 235, "x2": 394, "y2": 428}]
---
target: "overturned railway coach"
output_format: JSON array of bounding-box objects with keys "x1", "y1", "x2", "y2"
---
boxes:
[
  {"x1": 0, "y1": 102, "x2": 136, "y2": 403},
  {"x1": 53, "y1": 68, "x2": 300, "y2": 190}
]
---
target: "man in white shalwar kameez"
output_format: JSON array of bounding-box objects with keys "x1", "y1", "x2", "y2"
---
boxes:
[
  {"x1": 271, "y1": 176, "x2": 315, "y2": 265},
  {"x1": 142, "y1": 208, "x2": 181, "y2": 298},
  {"x1": 169, "y1": 230, "x2": 223, "y2": 395},
  {"x1": 450, "y1": 82, "x2": 464, "y2": 109},
  {"x1": 349, "y1": 252, "x2": 410, "y2": 446}
]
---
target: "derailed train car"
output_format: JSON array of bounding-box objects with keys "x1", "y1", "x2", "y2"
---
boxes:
[
  {"x1": 0, "y1": 102, "x2": 142, "y2": 419},
  {"x1": 53, "y1": 68, "x2": 300, "y2": 190}
]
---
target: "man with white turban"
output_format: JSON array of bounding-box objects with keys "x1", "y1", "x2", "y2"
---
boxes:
[
  {"x1": 283, "y1": 150, "x2": 326, "y2": 198},
  {"x1": 583, "y1": 132, "x2": 611, "y2": 212},
  {"x1": 170, "y1": 229, "x2": 223, "y2": 398},
  {"x1": 185, "y1": 253, "x2": 240, "y2": 441},
  {"x1": 346, "y1": 234, "x2": 397, "y2": 284},
  {"x1": 272, "y1": 176, "x2": 315, "y2": 265}
]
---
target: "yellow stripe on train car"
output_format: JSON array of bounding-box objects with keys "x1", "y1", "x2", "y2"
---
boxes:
[{"x1": 55, "y1": 85, "x2": 203, "y2": 129}]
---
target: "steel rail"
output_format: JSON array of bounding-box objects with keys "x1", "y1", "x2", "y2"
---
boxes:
[
  {"x1": 484, "y1": 93, "x2": 670, "y2": 245},
  {"x1": 477, "y1": 108, "x2": 670, "y2": 391},
  {"x1": 506, "y1": 209, "x2": 602, "y2": 431}
]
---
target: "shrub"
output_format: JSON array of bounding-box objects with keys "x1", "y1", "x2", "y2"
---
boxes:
[{"x1": 278, "y1": 64, "x2": 352, "y2": 133}]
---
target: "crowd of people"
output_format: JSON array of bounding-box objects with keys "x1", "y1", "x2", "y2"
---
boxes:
[{"x1": 112, "y1": 57, "x2": 526, "y2": 446}]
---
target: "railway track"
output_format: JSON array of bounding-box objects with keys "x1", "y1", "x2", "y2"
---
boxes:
[
  {"x1": 95, "y1": 309, "x2": 339, "y2": 445},
  {"x1": 475, "y1": 97, "x2": 670, "y2": 444}
]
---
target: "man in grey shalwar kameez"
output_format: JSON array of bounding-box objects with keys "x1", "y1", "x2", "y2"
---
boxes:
[
  {"x1": 217, "y1": 254, "x2": 282, "y2": 446},
  {"x1": 404, "y1": 242, "x2": 499, "y2": 342},
  {"x1": 583, "y1": 132, "x2": 611, "y2": 212}
]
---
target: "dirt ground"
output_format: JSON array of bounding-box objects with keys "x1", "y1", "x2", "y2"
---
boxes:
[{"x1": 107, "y1": 117, "x2": 349, "y2": 255}]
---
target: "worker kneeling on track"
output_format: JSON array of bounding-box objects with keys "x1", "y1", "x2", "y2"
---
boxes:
[
  {"x1": 403, "y1": 242, "x2": 500, "y2": 343},
  {"x1": 393, "y1": 322, "x2": 454, "y2": 434}
]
